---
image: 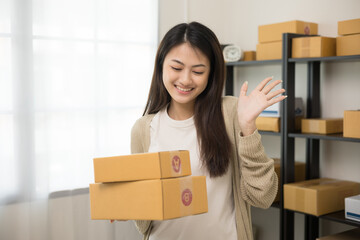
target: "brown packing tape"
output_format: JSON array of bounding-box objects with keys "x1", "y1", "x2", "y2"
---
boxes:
[
  {"x1": 179, "y1": 176, "x2": 194, "y2": 217},
  {"x1": 295, "y1": 188, "x2": 305, "y2": 213},
  {"x1": 161, "y1": 176, "x2": 202, "y2": 219},
  {"x1": 301, "y1": 38, "x2": 310, "y2": 58},
  {"x1": 169, "y1": 150, "x2": 182, "y2": 177}
]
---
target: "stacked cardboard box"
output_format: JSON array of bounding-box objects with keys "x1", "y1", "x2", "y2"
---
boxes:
[
  {"x1": 301, "y1": 118, "x2": 343, "y2": 134},
  {"x1": 257, "y1": 20, "x2": 318, "y2": 60},
  {"x1": 337, "y1": 18, "x2": 360, "y2": 56},
  {"x1": 284, "y1": 178, "x2": 360, "y2": 216},
  {"x1": 89, "y1": 150, "x2": 208, "y2": 220},
  {"x1": 292, "y1": 36, "x2": 336, "y2": 58},
  {"x1": 344, "y1": 110, "x2": 360, "y2": 139}
]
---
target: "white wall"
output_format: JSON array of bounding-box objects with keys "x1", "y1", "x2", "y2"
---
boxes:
[{"x1": 158, "y1": 0, "x2": 360, "y2": 239}]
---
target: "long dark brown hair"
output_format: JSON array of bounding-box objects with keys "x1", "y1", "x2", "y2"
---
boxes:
[{"x1": 143, "y1": 22, "x2": 231, "y2": 177}]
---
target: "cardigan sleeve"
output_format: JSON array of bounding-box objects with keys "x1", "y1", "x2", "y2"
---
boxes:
[
  {"x1": 237, "y1": 129, "x2": 278, "y2": 208},
  {"x1": 224, "y1": 96, "x2": 278, "y2": 209},
  {"x1": 130, "y1": 117, "x2": 153, "y2": 236}
]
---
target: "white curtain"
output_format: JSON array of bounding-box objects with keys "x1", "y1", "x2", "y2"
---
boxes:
[{"x1": 0, "y1": 0, "x2": 157, "y2": 239}]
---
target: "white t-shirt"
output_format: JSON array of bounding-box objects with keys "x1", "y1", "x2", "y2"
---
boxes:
[{"x1": 148, "y1": 107, "x2": 237, "y2": 240}]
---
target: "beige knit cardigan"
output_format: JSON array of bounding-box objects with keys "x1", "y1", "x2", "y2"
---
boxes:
[{"x1": 130, "y1": 96, "x2": 278, "y2": 240}]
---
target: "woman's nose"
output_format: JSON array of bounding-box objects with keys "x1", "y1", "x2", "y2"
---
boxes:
[{"x1": 179, "y1": 70, "x2": 192, "y2": 85}]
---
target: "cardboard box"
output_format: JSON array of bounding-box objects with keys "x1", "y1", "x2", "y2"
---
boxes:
[
  {"x1": 344, "y1": 110, "x2": 360, "y2": 138},
  {"x1": 292, "y1": 36, "x2": 336, "y2": 58},
  {"x1": 256, "y1": 41, "x2": 282, "y2": 60},
  {"x1": 258, "y1": 20, "x2": 318, "y2": 43},
  {"x1": 284, "y1": 178, "x2": 360, "y2": 216},
  {"x1": 243, "y1": 51, "x2": 256, "y2": 61},
  {"x1": 256, "y1": 116, "x2": 302, "y2": 132},
  {"x1": 301, "y1": 118, "x2": 343, "y2": 134},
  {"x1": 337, "y1": 34, "x2": 360, "y2": 56},
  {"x1": 316, "y1": 228, "x2": 360, "y2": 240},
  {"x1": 273, "y1": 158, "x2": 306, "y2": 202},
  {"x1": 345, "y1": 194, "x2": 360, "y2": 222},
  {"x1": 90, "y1": 176, "x2": 208, "y2": 220},
  {"x1": 338, "y1": 18, "x2": 360, "y2": 36},
  {"x1": 256, "y1": 117, "x2": 280, "y2": 132},
  {"x1": 94, "y1": 150, "x2": 191, "y2": 183}
]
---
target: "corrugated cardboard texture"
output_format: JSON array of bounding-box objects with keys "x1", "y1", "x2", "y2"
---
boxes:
[
  {"x1": 344, "y1": 110, "x2": 360, "y2": 138},
  {"x1": 93, "y1": 150, "x2": 191, "y2": 183},
  {"x1": 256, "y1": 41, "x2": 282, "y2": 60},
  {"x1": 284, "y1": 178, "x2": 360, "y2": 216},
  {"x1": 336, "y1": 34, "x2": 360, "y2": 56},
  {"x1": 90, "y1": 176, "x2": 208, "y2": 220},
  {"x1": 292, "y1": 37, "x2": 336, "y2": 58},
  {"x1": 301, "y1": 118, "x2": 343, "y2": 134},
  {"x1": 338, "y1": 18, "x2": 360, "y2": 36},
  {"x1": 316, "y1": 228, "x2": 360, "y2": 240},
  {"x1": 243, "y1": 51, "x2": 256, "y2": 61},
  {"x1": 273, "y1": 159, "x2": 306, "y2": 202},
  {"x1": 255, "y1": 117, "x2": 280, "y2": 132},
  {"x1": 258, "y1": 20, "x2": 318, "y2": 43}
]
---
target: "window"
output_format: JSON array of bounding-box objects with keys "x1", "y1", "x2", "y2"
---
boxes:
[{"x1": 0, "y1": 0, "x2": 158, "y2": 202}]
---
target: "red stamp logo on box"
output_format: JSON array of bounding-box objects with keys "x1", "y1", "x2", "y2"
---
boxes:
[
  {"x1": 304, "y1": 26, "x2": 310, "y2": 35},
  {"x1": 182, "y1": 189, "x2": 192, "y2": 206},
  {"x1": 172, "y1": 155, "x2": 181, "y2": 173}
]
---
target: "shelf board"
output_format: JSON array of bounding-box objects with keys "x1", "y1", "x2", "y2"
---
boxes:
[
  {"x1": 226, "y1": 59, "x2": 281, "y2": 66},
  {"x1": 288, "y1": 132, "x2": 360, "y2": 143},
  {"x1": 289, "y1": 55, "x2": 360, "y2": 63},
  {"x1": 320, "y1": 210, "x2": 360, "y2": 228},
  {"x1": 259, "y1": 130, "x2": 281, "y2": 136},
  {"x1": 286, "y1": 209, "x2": 360, "y2": 227}
]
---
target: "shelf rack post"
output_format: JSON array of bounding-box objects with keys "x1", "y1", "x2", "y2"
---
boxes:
[
  {"x1": 226, "y1": 65, "x2": 234, "y2": 95},
  {"x1": 305, "y1": 61, "x2": 321, "y2": 240},
  {"x1": 281, "y1": 33, "x2": 297, "y2": 240}
]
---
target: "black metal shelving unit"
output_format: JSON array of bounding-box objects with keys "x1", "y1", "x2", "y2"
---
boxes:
[{"x1": 225, "y1": 33, "x2": 360, "y2": 240}]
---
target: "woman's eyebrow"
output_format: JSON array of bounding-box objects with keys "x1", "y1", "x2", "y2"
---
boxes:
[{"x1": 171, "y1": 59, "x2": 207, "y2": 68}]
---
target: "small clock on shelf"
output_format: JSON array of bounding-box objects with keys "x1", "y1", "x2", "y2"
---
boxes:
[{"x1": 222, "y1": 44, "x2": 243, "y2": 62}]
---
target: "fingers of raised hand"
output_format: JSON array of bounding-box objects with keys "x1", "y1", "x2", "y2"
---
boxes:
[
  {"x1": 268, "y1": 94, "x2": 288, "y2": 106},
  {"x1": 262, "y1": 79, "x2": 283, "y2": 95},
  {"x1": 266, "y1": 88, "x2": 286, "y2": 101},
  {"x1": 239, "y1": 81, "x2": 248, "y2": 97},
  {"x1": 255, "y1": 76, "x2": 274, "y2": 91}
]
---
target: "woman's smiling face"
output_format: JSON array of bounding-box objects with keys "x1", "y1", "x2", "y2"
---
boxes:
[{"x1": 162, "y1": 42, "x2": 210, "y2": 110}]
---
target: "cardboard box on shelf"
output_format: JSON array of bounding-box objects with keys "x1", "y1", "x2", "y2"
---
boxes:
[
  {"x1": 94, "y1": 150, "x2": 191, "y2": 183},
  {"x1": 243, "y1": 51, "x2": 256, "y2": 61},
  {"x1": 273, "y1": 158, "x2": 306, "y2": 202},
  {"x1": 292, "y1": 36, "x2": 336, "y2": 58},
  {"x1": 336, "y1": 34, "x2": 360, "y2": 56},
  {"x1": 338, "y1": 18, "x2": 360, "y2": 36},
  {"x1": 256, "y1": 116, "x2": 302, "y2": 132},
  {"x1": 90, "y1": 176, "x2": 208, "y2": 220},
  {"x1": 344, "y1": 110, "x2": 360, "y2": 139},
  {"x1": 345, "y1": 194, "x2": 360, "y2": 222},
  {"x1": 256, "y1": 117, "x2": 280, "y2": 132},
  {"x1": 284, "y1": 178, "x2": 360, "y2": 216},
  {"x1": 256, "y1": 41, "x2": 282, "y2": 60},
  {"x1": 316, "y1": 228, "x2": 360, "y2": 240},
  {"x1": 258, "y1": 20, "x2": 318, "y2": 43},
  {"x1": 301, "y1": 118, "x2": 343, "y2": 134}
]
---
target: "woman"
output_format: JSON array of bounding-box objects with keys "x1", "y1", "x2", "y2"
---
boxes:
[{"x1": 131, "y1": 21, "x2": 285, "y2": 240}]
